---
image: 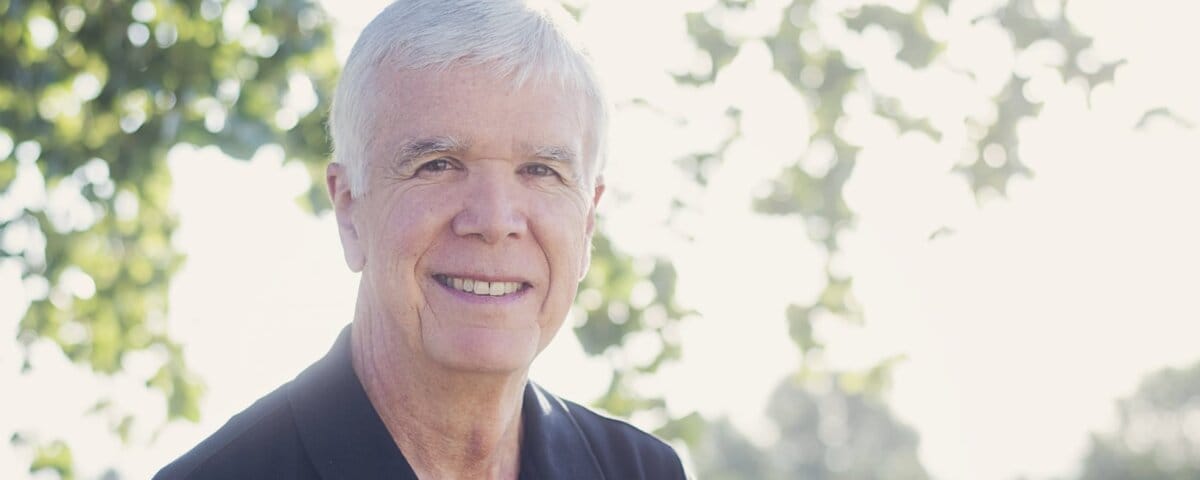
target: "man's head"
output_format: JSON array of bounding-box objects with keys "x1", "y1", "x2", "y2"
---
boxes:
[{"x1": 326, "y1": 0, "x2": 606, "y2": 375}]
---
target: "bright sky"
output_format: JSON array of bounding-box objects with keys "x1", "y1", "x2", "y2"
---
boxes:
[{"x1": 1, "y1": 1, "x2": 1198, "y2": 479}]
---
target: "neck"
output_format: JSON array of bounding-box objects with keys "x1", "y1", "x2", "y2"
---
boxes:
[{"x1": 351, "y1": 303, "x2": 527, "y2": 480}]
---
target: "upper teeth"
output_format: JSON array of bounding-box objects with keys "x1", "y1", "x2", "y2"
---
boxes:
[{"x1": 440, "y1": 275, "x2": 523, "y2": 296}]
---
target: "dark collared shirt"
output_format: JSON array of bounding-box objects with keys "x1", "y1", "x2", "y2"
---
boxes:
[{"x1": 154, "y1": 326, "x2": 686, "y2": 479}]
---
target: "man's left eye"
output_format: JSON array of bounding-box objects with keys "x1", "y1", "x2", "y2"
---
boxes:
[{"x1": 521, "y1": 164, "x2": 559, "y2": 178}]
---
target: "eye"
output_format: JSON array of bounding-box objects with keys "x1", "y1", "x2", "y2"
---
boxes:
[
  {"x1": 416, "y1": 158, "x2": 456, "y2": 174},
  {"x1": 521, "y1": 163, "x2": 560, "y2": 178}
]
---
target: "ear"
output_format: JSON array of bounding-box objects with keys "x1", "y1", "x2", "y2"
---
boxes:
[
  {"x1": 327, "y1": 163, "x2": 366, "y2": 272},
  {"x1": 579, "y1": 178, "x2": 605, "y2": 280},
  {"x1": 585, "y1": 179, "x2": 604, "y2": 237}
]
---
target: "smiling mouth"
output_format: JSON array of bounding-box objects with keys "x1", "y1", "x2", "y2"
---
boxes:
[{"x1": 433, "y1": 274, "x2": 531, "y2": 297}]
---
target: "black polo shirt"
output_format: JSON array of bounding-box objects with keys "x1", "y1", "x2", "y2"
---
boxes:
[{"x1": 153, "y1": 326, "x2": 686, "y2": 479}]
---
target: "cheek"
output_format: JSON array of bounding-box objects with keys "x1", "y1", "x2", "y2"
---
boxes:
[
  {"x1": 534, "y1": 201, "x2": 592, "y2": 280},
  {"x1": 369, "y1": 194, "x2": 448, "y2": 277}
]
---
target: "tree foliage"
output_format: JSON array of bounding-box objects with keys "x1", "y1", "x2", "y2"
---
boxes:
[
  {"x1": 2, "y1": 0, "x2": 338, "y2": 476},
  {"x1": 1078, "y1": 361, "x2": 1200, "y2": 480},
  {"x1": 694, "y1": 374, "x2": 927, "y2": 479},
  {"x1": 667, "y1": 0, "x2": 1128, "y2": 476},
  {"x1": 685, "y1": 0, "x2": 1124, "y2": 360}
]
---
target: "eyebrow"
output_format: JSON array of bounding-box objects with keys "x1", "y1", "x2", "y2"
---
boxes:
[
  {"x1": 393, "y1": 135, "x2": 469, "y2": 170},
  {"x1": 530, "y1": 144, "x2": 580, "y2": 167}
]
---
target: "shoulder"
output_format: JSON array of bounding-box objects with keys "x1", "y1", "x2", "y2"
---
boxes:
[
  {"x1": 153, "y1": 384, "x2": 316, "y2": 480},
  {"x1": 554, "y1": 395, "x2": 687, "y2": 479}
]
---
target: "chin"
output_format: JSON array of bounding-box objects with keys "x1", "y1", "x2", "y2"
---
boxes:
[{"x1": 425, "y1": 327, "x2": 541, "y2": 374}]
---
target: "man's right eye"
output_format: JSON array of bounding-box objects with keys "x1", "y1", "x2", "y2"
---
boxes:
[{"x1": 416, "y1": 158, "x2": 455, "y2": 174}]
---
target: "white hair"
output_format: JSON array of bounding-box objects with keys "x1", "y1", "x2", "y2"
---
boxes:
[{"x1": 330, "y1": 0, "x2": 609, "y2": 198}]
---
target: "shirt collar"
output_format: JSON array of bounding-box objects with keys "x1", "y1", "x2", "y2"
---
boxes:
[
  {"x1": 520, "y1": 381, "x2": 606, "y2": 479},
  {"x1": 287, "y1": 325, "x2": 418, "y2": 479},
  {"x1": 286, "y1": 325, "x2": 605, "y2": 480}
]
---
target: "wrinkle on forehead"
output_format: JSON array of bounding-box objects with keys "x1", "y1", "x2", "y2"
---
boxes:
[{"x1": 363, "y1": 63, "x2": 600, "y2": 180}]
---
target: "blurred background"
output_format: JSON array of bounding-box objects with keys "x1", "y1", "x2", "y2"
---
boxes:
[{"x1": 2, "y1": 0, "x2": 1199, "y2": 478}]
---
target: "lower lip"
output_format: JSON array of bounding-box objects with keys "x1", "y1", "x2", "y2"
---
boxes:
[{"x1": 434, "y1": 279, "x2": 531, "y2": 305}]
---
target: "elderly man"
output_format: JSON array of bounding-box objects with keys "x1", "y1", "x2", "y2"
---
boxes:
[{"x1": 155, "y1": 0, "x2": 685, "y2": 479}]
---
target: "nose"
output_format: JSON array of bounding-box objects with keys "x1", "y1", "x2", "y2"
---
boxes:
[{"x1": 451, "y1": 173, "x2": 528, "y2": 243}]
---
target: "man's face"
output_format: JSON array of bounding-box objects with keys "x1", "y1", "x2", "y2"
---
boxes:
[{"x1": 331, "y1": 64, "x2": 602, "y2": 374}]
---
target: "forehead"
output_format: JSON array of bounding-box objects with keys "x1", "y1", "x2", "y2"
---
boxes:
[{"x1": 364, "y1": 64, "x2": 591, "y2": 155}]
